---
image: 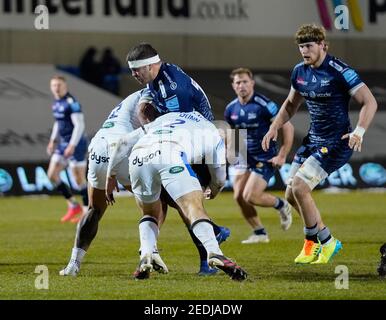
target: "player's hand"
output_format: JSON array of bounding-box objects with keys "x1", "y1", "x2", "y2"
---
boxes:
[
  {"x1": 262, "y1": 126, "x2": 278, "y2": 152},
  {"x1": 203, "y1": 187, "x2": 212, "y2": 200},
  {"x1": 341, "y1": 132, "x2": 363, "y2": 152},
  {"x1": 268, "y1": 154, "x2": 286, "y2": 168},
  {"x1": 46, "y1": 141, "x2": 55, "y2": 156},
  {"x1": 105, "y1": 176, "x2": 119, "y2": 205},
  {"x1": 64, "y1": 144, "x2": 75, "y2": 158}
]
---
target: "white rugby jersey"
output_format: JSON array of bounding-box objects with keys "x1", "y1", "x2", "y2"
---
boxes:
[
  {"x1": 137, "y1": 111, "x2": 225, "y2": 167},
  {"x1": 98, "y1": 90, "x2": 143, "y2": 136}
]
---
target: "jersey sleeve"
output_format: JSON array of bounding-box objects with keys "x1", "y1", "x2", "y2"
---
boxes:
[
  {"x1": 263, "y1": 100, "x2": 279, "y2": 120},
  {"x1": 67, "y1": 97, "x2": 82, "y2": 113},
  {"x1": 190, "y1": 78, "x2": 215, "y2": 121},
  {"x1": 224, "y1": 104, "x2": 232, "y2": 125},
  {"x1": 290, "y1": 67, "x2": 299, "y2": 92},
  {"x1": 340, "y1": 67, "x2": 364, "y2": 96}
]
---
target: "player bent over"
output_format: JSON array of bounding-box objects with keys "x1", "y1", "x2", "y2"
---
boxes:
[{"x1": 106, "y1": 111, "x2": 247, "y2": 281}]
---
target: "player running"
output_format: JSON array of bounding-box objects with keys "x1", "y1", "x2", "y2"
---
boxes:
[
  {"x1": 46, "y1": 76, "x2": 88, "y2": 223},
  {"x1": 262, "y1": 24, "x2": 377, "y2": 264}
]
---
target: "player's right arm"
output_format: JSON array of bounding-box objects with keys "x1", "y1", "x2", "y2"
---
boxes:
[
  {"x1": 47, "y1": 121, "x2": 59, "y2": 155},
  {"x1": 262, "y1": 88, "x2": 303, "y2": 152}
]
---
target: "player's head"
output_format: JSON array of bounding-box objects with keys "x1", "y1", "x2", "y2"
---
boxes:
[
  {"x1": 295, "y1": 24, "x2": 328, "y2": 66},
  {"x1": 50, "y1": 75, "x2": 68, "y2": 99},
  {"x1": 137, "y1": 101, "x2": 161, "y2": 125},
  {"x1": 230, "y1": 68, "x2": 255, "y2": 101},
  {"x1": 126, "y1": 43, "x2": 161, "y2": 85}
]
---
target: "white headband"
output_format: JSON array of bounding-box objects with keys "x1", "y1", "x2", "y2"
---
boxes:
[{"x1": 127, "y1": 55, "x2": 160, "y2": 69}]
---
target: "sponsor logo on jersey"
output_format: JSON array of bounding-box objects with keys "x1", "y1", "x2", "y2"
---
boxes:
[
  {"x1": 320, "y1": 147, "x2": 329, "y2": 154},
  {"x1": 170, "y1": 82, "x2": 177, "y2": 90},
  {"x1": 102, "y1": 122, "x2": 115, "y2": 129},
  {"x1": 296, "y1": 77, "x2": 308, "y2": 86},
  {"x1": 248, "y1": 112, "x2": 257, "y2": 120},
  {"x1": 132, "y1": 150, "x2": 161, "y2": 167},
  {"x1": 0, "y1": 169, "x2": 13, "y2": 193},
  {"x1": 230, "y1": 114, "x2": 239, "y2": 120},
  {"x1": 321, "y1": 79, "x2": 330, "y2": 87},
  {"x1": 90, "y1": 152, "x2": 109, "y2": 164},
  {"x1": 169, "y1": 166, "x2": 185, "y2": 174},
  {"x1": 312, "y1": 75, "x2": 317, "y2": 83},
  {"x1": 153, "y1": 129, "x2": 173, "y2": 135},
  {"x1": 329, "y1": 60, "x2": 344, "y2": 72},
  {"x1": 299, "y1": 91, "x2": 332, "y2": 98}
]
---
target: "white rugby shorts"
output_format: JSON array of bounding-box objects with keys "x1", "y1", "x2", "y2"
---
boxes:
[
  {"x1": 129, "y1": 142, "x2": 202, "y2": 203},
  {"x1": 87, "y1": 135, "x2": 131, "y2": 189}
]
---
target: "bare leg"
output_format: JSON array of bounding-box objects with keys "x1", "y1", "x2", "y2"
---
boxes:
[{"x1": 233, "y1": 172, "x2": 263, "y2": 229}]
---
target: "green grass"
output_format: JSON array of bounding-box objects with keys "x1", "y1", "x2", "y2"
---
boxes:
[{"x1": 1, "y1": 191, "x2": 386, "y2": 300}]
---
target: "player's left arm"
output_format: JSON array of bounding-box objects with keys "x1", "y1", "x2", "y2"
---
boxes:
[
  {"x1": 341, "y1": 84, "x2": 378, "y2": 152},
  {"x1": 65, "y1": 112, "x2": 85, "y2": 158},
  {"x1": 190, "y1": 78, "x2": 215, "y2": 121}
]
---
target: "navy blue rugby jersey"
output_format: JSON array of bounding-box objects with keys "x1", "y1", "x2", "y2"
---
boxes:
[
  {"x1": 291, "y1": 54, "x2": 364, "y2": 147},
  {"x1": 142, "y1": 63, "x2": 214, "y2": 121},
  {"x1": 224, "y1": 92, "x2": 279, "y2": 161},
  {"x1": 51, "y1": 93, "x2": 85, "y2": 142}
]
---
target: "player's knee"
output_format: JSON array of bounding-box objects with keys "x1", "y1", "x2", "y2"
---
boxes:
[
  {"x1": 291, "y1": 178, "x2": 309, "y2": 199},
  {"x1": 285, "y1": 188, "x2": 296, "y2": 207},
  {"x1": 244, "y1": 189, "x2": 265, "y2": 206},
  {"x1": 233, "y1": 190, "x2": 246, "y2": 204}
]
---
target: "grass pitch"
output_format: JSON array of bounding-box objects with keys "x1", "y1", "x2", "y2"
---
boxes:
[{"x1": 1, "y1": 191, "x2": 386, "y2": 300}]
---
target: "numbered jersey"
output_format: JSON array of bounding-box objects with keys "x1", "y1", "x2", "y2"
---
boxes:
[
  {"x1": 98, "y1": 90, "x2": 143, "y2": 136},
  {"x1": 137, "y1": 111, "x2": 224, "y2": 166}
]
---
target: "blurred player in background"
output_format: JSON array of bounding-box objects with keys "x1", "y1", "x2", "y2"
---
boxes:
[
  {"x1": 225, "y1": 68, "x2": 294, "y2": 244},
  {"x1": 106, "y1": 111, "x2": 247, "y2": 281},
  {"x1": 46, "y1": 76, "x2": 88, "y2": 223},
  {"x1": 126, "y1": 42, "x2": 214, "y2": 122},
  {"x1": 262, "y1": 24, "x2": 377, "y2": 264}
]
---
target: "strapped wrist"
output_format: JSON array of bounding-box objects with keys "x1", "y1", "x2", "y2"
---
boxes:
[{"x1": 352, "y1": 126, "x2": 365, "y2": 139}]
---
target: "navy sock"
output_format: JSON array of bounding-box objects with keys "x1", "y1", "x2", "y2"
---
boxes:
[
  {"x1": 304, "y1": 223, "x2": 319, "y2": 242},
  {"x1": 274, "y1": 197, "x2": 284, "y2": 210},
  {"x1": 188, "y1": 227, "x2": 207, "y2": 263},
  {"x1": 79, "y1": 187, "x2": 88, "y2": 207},
  {"x1": 254, "y1": 227, "x2": 267, "y2": 236},
  {"x1": 56, "y1": 181, "x2": 73, "y2": 200}
]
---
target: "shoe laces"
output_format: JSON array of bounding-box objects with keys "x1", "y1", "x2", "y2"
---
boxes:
[{"x1": 304, "y1": 240, "x2": 319, "y2": 256}]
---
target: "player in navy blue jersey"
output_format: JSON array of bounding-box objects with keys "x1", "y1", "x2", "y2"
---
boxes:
[
  {"x1": 262, "y1": 24, "x2": 377, "y2": 264},
  {"x1": 225, "y1": 68, "x2": 294, "y2": 244},
  {"x1": 124, "y1": 43, "x2": 229, "y2": 276},
  {"x1": 46, "y1": 76, "x2": 89, "y2": 223},
  {"x1": 126, "y1": 42, "x2": 214, "y2": 121}
]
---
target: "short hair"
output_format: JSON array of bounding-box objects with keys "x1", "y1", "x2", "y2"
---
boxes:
[
  {"x1": 50, "y1": 75, "x2": 66, "y2": 82},
  {"x1": 295, "y1": 24, "x2": 326, "y2": 44},
  {"x1": 126, "y1": 43, "x2": 159, "y2": 64},
  {"x1": 230, "y1": 68, "x2": 253, "y2": 82}
]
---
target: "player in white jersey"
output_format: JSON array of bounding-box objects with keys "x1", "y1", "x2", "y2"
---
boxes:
[
  {"x1": 106, "y1": 112, "x2": 247, "y2": 281},
  {"x1": 60, "y1": 94, "x2": 226, "y2": 276},
  {"x1": 59, "y1": 90, "x2": 169, "y2": 276}
]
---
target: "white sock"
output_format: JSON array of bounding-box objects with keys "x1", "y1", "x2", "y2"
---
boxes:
[
  {"x1": 192, "y1": 220, "x2": 223, "y2": 256},
  {"x1": 70, "y1": 247, "x2": 86, "y2": 264},
  {"x1": 139, "y1": 216, "x2": 159, "y2": 259}
]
